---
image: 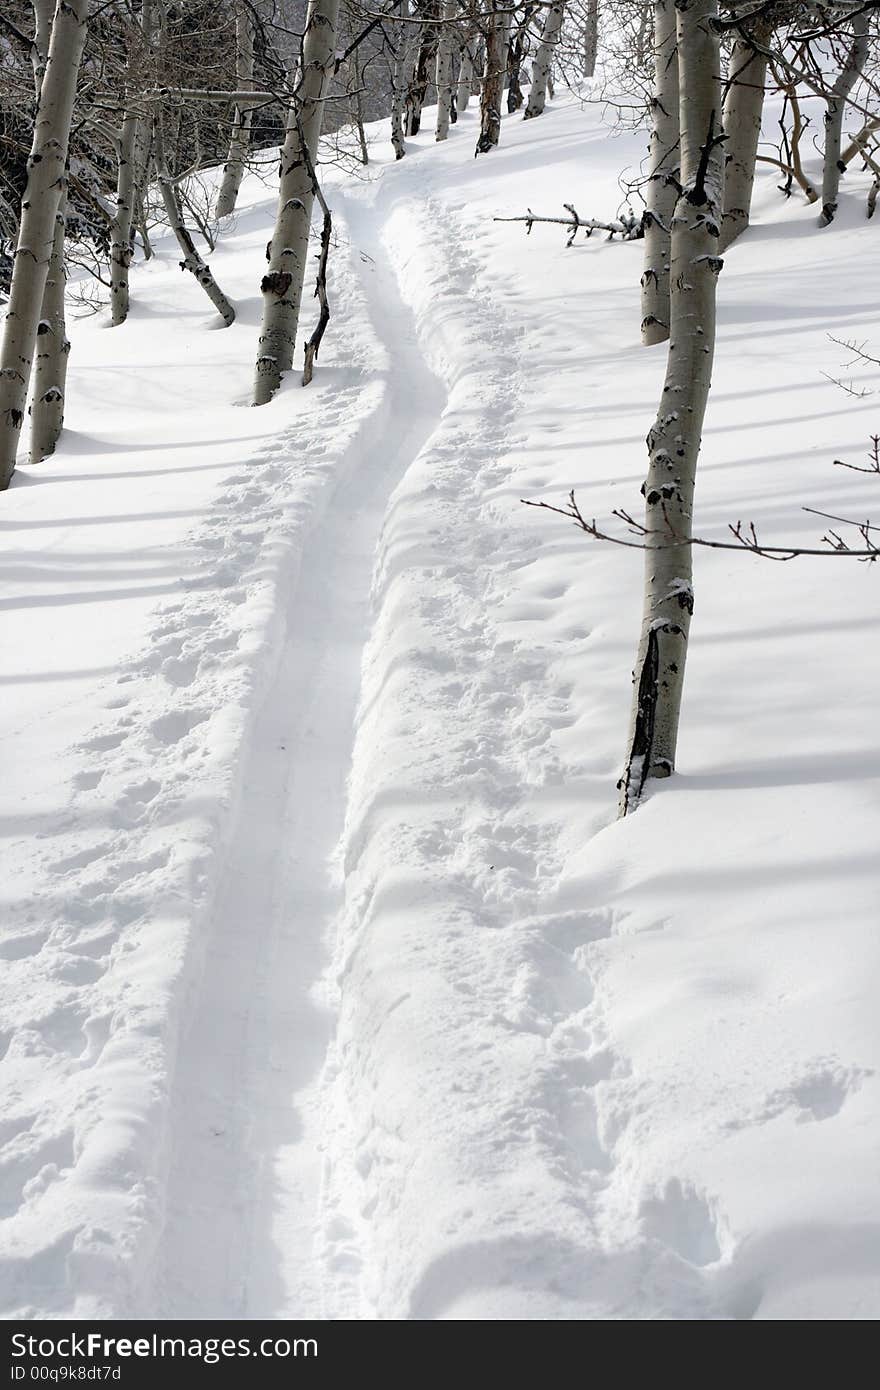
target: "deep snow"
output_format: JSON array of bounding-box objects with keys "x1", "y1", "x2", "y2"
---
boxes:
[{"x1": 1, "y1": 91, "x2": 879, "y2": 1321}]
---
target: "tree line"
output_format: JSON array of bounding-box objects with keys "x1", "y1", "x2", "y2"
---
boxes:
[{"x1": 1, "y1": 0, "x2": 877, "y2": 811}]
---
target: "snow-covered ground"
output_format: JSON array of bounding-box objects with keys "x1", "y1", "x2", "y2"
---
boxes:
[{"x1": 1, "y1": 92, "x2": 879, "y2": 1321}]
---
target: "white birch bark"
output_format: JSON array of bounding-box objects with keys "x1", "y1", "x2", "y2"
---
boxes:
[
  {"x1": 253, "y1": 0, "x2": 341, "y2": 405},
  {"x1": 353, "y1": 78, "x2": 369, "y2": 166},
  {"x1": 29, "y1": 200, "x2": 67, "y2": 462},
  {"x1": 471, "y1": 41, "x2": 484, "y2": 96},
  {"x1": 30, "y1": 0, "x2": 53, "y2": 89},
  {"x1": 819, "y1": 14, "x2": 870, "y2": 226},
  {"x1": 435, "y1": 1, "x2": 457, "y2": 141},
  {"x1": 154, "y1": 120, "x2": 235, "y2": 326},
  {"x1": 640, "y1": 0, "x2": 679, "y2": 346},
  {"x1": 108, "y1": 0, "x2": 156, "y2": 324},
  {"x1": 30, "y1": 0, "x2": 70, "y2": 453},
  {"x1": 476, "y1": 3, "x2": 509, "y2": 154},
  {"x1": 215, "y1": 5, "x2": 256, "y2": 218},
  {"x1": 0, "y1": 0, "x2": 90, "y2": 490},
  {"x1": 524, "y1": 2, "x2": 565, "y2": 121},
  {"x1": 391, "y1": 14, "x2": 420, "y2": 159},
  {"x1": 109, "y1": 112, "x2": 140, "y2": 326},
  {"x1": 620, "y1": 0, "x2": 724, "y2": 814},
  {"x1": 456, "y1": 43, "x2": 474, "y2": 112},
  {"x1": 506, "y1": 20, "x2": 526, "y2": 113},
  {"x1": 719, "y1": 24, "x2": 769, "y2": 251},
  {"x1": 582, "y1": 0, "x2": 599, "y2": 78},
  {"x1": 406, "y1": 11, "x2": 438, "y2": 136},
  {"x1": 636, "y1": 0, "x2": 651, "y2": 63}
]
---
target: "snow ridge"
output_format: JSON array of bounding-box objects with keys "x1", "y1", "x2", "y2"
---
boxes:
[{"x1": 319, "y1": 180, "x2": 649, "y2": 1319}]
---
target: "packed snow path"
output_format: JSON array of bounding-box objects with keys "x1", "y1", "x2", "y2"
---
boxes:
[
  {"x1": 2, "y1": 98, "x2": 879, "y2": 1321},
  {"x1": 157, "y1": 193, "x2": 446, "y2": 1319}
]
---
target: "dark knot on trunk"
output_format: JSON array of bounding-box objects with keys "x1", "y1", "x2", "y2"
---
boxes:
[{"x1": 261, "y1": 270, "x2": 292, "y2": 298}]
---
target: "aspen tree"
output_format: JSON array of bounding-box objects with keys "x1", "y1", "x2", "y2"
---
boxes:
[
  {"x1": 107, "y1": 0, "x2": 153, "y2": 325},
  {"x1": 820, "y1": 13, "x2": 870, "y2": 226},
  {"x1": 456, "y1": 42, "x2": 475, "y2": 111},
  {"x1": 215, "y1": 4, "x2": 256, "y2": 218},
  {"x1": 505, "y1": 13, "x2": 527, "y2": 113},
  {"x1": 29, "y1": 200, "x2": 67, "y2": 462},
  {"x1": 435, "y1": 0, "x2": 458, "y2": 140},
  {"x1": 407, "y1": 6, "x2": 439, "y2": 135},
  {"x1": 640, "y1": 0, "x2": 679, "y2": 346},
  {"x1": 29, "y1": 1, "x2": 69, "y2": 460},
  {"x1": 30, "y1": 0, "x2": 53, "y2": 89},
  {"x1": 470, "y1": 39, "x2": 484, "y2": 96},
  {"x1": 253, "y1": 0, "x2": 341, "y2": 405},
  {"x1": 109, "y1": 112, "x2": 141, "y2": 326},
  {"x1": 391, "y1": 18, "x2": 421, "y2": 159},
  {"x1": 0, "y1": 0, "x2": 90, "y2": 490},
  {"x1": 582, "y1": 0, "x2": 599, "y2": 78},
  {"x1": 719, "y1": 20, "x2": 770, "y2": 251},
  {"x1": 620, "y1": 0, "x2": 724, "y2": 814},
  {"x1": 476, "y1": 2, "x2": 510, "y2": 153},
  {"x1": 524, "y1": 2, "x2": 565, "y2": 120},
  {"x1": 153, "y1": 117, "x2": 236, "y2": 326}
]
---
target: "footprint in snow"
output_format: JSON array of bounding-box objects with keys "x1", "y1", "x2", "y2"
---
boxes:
[{"x1": 756, "y1": 1059, "x2": 873, "y2": 1125}]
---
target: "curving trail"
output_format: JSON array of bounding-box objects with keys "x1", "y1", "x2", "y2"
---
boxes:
[
  {"x1": 156, "y1": 161, "x2": 707, "y2": 1321},
  {"x1": 156, "y1": 188, "x2": 447, "y2": 1319}
]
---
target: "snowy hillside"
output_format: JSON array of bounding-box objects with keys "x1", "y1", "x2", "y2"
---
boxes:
[{"x1": 2, "y1": 93, "x2": 879, "y2": 1322}]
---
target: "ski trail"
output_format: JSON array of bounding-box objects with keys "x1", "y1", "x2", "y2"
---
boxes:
[
  {"x1": 309, "y1": 183, "x2": 705, "y2": 1320},
  {"x1": 155, "y1": 192, "x2": 445, "y2": 1319}
]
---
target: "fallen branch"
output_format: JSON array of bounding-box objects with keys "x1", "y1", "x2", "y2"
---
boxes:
[{"x1": 495, "y1": 202, "x2": 643, "y2": 246}]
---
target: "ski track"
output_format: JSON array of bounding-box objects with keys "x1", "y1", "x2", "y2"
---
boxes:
[
  {"x1": 156, "y1": 166, "x2": 658, "y2": 1320},
  {"x1": 156, "y1": 187, "x2": 447, "y2": 1319},
  {"x1": 312, "y1": 161, "x2": 747, "y2": 1320}
]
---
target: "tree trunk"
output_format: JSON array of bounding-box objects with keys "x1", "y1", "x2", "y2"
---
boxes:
[
  {"x1": 30, "y1": 0, "x2": 53, "y2": 90},
  {"x1": 391, "y1": 20, "x2": 420, "y2": 159},
  {"x1": 640, "y1": 0, "x2": 679, "y2": 346},
  {"x1": 253, "y1": 0, "x2": 341, "y2": 405},
  {"x1": 524, "y1": 2, "x2": 565, "y2": 120},
  {"x1": 476, "y1": 3, "x2": 509, "y2": 154},
  {"x1": 215, "y1": 5, "x2": 256, "y2": 218},
  {"x1": 135, "y1": 187, "x2": 153, "y2": 259},
  {"x1": 470, "y1": 41, "x2": 484, "y2": 96},
  {"x1": 353, "y1": 82, "x2": 370, "y2": 165},
  {"x1": 619, "y1": 0, "x2": 724, "y2": 815},
  {"x1": 635, "y1": 0, "x2": 651, "y2": 64},
  {"x1": 435, "y1": 1, "x2": 457, "y2": 140},
  {"x1": 819, "y1": 14, "x2": 870, "y2": 226},
  {"x1": 457, "y1": 43, "x2": 475, "y2": 111},
  {"x1": 407, "y1": 6, "x2": 439, "y2": 135},
  {"x1": 719, "y1": 23, "x2": 769, "y2": 251},
  {"x1": 506, "y1": 23, "x2": 527, "y2": 114},
  {"x1": 109, "y1": 112, "x2": 140, "y2": 326},
  {"x1": 0, "y1": 0, "x2": 90, "y2": 491},
  {"x1": 583, "y1": 0, "x2": 599, "y2": 77},
  {"x1": 154, "y1": 120, "x2": 235, "y2": 327},
  {"x1": 29, "y1": 1, "x2": 71, "y2": 456},
  {"x1": 29, "y1": 200, "x2": 68, "y2": 462}
]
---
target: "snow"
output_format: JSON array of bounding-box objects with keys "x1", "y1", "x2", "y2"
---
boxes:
[{"x1": 1, "y1": 91, "x2": 879, "y2": 1321}]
